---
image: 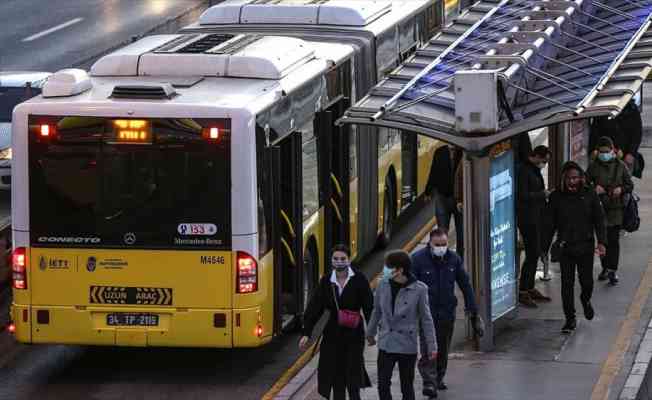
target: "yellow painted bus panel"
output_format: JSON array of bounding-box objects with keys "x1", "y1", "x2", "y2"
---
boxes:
[
  {"x1": 417, "y1": 137, "x2": 442, "y2": 195},
  {"x1": 11, "y1": 305, "x2": 31, "y2": 343},
  {"x1": 26, "y1": 305, "x2": 235, "y2": 347},
  {"x1": 232, "y1": 306, "x2": 273, "y2": 348},
  {"x1": 28, "y1": 249, "x2": 233, "y2": 309}
]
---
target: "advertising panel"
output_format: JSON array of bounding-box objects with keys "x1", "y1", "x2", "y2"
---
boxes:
[{"x1": 489, "y1": 142, "x2": 517, "y2": 321}]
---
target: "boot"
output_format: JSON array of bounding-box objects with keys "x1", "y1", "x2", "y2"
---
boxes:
[
  {"x1": 582, "y1": 300, "x2": 595, "y2": 320},
  {"x1": 529, "y1": 288, "x2": 552, "y2": 302},
  {"x1": 608, "y1": 271, "x2": 619, "y2": 286},
  {"x1": 598, "y1": 269, "x2": 609, "y2": 281},
  {"x1": 519, "y1": 291, "x2": 538, "y2": 308},
  {"x1": 561, "y1": 318, "x2": 577, "y2": 334}
]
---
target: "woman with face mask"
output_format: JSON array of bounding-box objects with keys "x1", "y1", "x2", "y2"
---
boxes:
[
  {"x1": 587, "y1": 136, "x2": 634, "y2": 285},
  {"x1": 299, "y1": 244, "x2": 373, "y2": 400},
  {"x1": 545, "y1": 162, "x2": 607, "y2": 333}
]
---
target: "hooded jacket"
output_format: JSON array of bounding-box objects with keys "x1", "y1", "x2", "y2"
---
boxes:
[
  {"x1": 586, "y1": 157, "x2": 633, "y2": 227},
  {"x1": 545, "y1": 161, "x2": 607, "y2": 255}
]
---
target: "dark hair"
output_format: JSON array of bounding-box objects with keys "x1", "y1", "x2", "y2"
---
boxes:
[
  {"x1": 429, "y1": 227, "x2": 448, "y2": 239},
  {"x1": 384, "y1": 250, "x2": 411, "y2": 275},
  {"x1": 531, "y1": 145, "x2": 551, "y2": 158},
  {"x1": 598, "y1": 136, "x2": 614, "y2": 149},
  {"x1": 331, "y1": 244, "x2": 350, "y2": 258}
]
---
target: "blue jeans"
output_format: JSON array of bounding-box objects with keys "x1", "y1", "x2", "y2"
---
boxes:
[{"x1": 434, "y1": 192, "x2": 464, "y2": 259}]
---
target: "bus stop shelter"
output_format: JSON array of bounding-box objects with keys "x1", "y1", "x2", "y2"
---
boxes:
[{"x1": 337, "y1": 0, "x2": 652, "y2": 350}]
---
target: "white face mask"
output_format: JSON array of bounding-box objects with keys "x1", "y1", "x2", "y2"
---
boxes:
[{"x1": 431, "y1": 246, "x2": 448, "y2": 257}]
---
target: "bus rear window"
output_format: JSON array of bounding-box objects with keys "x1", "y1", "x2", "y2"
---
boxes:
[{"x1": 28, "y1": 116, "x2": 231, "y2": 249}]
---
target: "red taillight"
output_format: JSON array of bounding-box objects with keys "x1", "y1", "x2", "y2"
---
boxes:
[
  {"x1": 236, "y1": 251, "x2": 258, "y2": 293},
  {"x1": 202, "y1": 127, "x2": 222, "y2": 142},
  {"x1": 40, "y1": 124, "x2": 51, "y2": 137},
  {"x1": 7, "y1": 323, "x2": 16, "y2": 334},
  {"x1": 12, "y1": 247, "x2": 27, "y2": 290}
]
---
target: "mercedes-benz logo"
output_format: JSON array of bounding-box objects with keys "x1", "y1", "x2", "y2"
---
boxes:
[{"x1": 124, "y1": 232, "x2": 136, "y2": 245}]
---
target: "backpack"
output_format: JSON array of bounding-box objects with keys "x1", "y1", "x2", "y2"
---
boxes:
[{"x1": 623, "y1": 192, "x2": 641, "y2": 233}]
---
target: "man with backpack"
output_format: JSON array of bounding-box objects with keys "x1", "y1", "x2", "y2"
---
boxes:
[{"x1": 586, "y1": 137, "x2": 634, "y2": 285}]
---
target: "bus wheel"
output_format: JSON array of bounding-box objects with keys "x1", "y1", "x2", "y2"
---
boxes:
[{"x1": 378, "y1": 182, "x2": 394, "y2": 248}]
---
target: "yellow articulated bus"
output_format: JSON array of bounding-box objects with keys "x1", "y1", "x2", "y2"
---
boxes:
[{"x1": 10, "y1": 0, "x2": 446, "y2": 348}]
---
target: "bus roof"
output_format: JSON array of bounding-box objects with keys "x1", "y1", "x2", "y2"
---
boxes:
[
  {"x1": 188, "y1": 0, "x2": 433, "y2": 36},
  {"x1": 24, "y1": 39, "x2": 354, "y2": 115}
]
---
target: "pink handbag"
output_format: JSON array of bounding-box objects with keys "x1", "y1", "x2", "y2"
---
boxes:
[{"x1": 332, "y1": 285, "x2": 361, "y2": 329}]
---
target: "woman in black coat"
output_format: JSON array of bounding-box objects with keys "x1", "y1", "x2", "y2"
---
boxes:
[{"x1": 299, "y1": 244, "x2": 374, "y2": 400}]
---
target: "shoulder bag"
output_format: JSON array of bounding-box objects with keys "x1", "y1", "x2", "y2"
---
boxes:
[{"x1": 332, "y1": 284, "x2": 361, "y2": 329}]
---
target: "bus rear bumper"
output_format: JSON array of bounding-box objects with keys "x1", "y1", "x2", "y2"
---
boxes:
[{"x1": 11, "y1": 304, "x2": 272, "y2": 348}]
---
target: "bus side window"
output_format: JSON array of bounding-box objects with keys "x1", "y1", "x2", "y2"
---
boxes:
[
  {"x1": 375, "y1": 27, "x2": 399, "y2": 81},
  {"x1": 399, "y1": 17, "x2": 417, "y2": 62},
  {"x1": 424, "y1": 2, "x2": 443, "y2": 40},
  {"x1": 256, "y1": 126, "x2": 273, "y2": 258},
  {"x1": 350, "y1": 126, "x2": 357, "y2": 180},
  {"x1": 301, "y1": 121, "x2": 319, "y2": 221}
]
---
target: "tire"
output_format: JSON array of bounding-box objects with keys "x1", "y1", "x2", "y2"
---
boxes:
[{"x1": 378, "y1": 182, "x2": 394, "y2": 248}]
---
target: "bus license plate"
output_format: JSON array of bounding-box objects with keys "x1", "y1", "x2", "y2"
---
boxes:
[{"x1": 107, "y1": 313, "x2": 159, "y2": 326}]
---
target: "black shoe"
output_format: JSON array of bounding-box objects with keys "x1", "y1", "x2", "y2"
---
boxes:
[
  {"x1": 422, "y1": 384, "x2": 437, "y2": 397},
  {"x1": 437, "y1": 381, "x2": 448, "y2": 391},
  {"x1": 608, "y1": 271, "x2": 619, "y2": 286},
  {"x1": 582, "y1": 301, "x2": 595, "y2": 320},
  {"x1": 598, "y1": 269, "x2": 608, "y2": 281},
  {"x1": 561, "y1": 318, "x2": 577, "y2": 334},
  {"x1": 519, "y1": 291, "x2": 538, "y2": 308}
]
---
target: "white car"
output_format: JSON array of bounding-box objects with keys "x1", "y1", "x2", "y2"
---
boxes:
[{"x1": 0, "y1": 71, "x2": 51, "y2": 189}]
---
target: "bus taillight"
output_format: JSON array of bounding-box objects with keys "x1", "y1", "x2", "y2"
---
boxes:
[
  {"x1": 236, "y1": 251, "x2": 258, "y2": 293},
  {"x1": 12, "y1": 247, "x2": 27, "y2": 290}
]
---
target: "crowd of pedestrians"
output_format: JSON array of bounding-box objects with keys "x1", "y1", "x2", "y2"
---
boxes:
[{"x1": 298, "y1": 100, "x2": 643, "y2": 400}]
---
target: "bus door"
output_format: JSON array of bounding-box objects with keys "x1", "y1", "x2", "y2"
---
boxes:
[
  {"x1": 317, "y1": 98, "x2": 350, "y2": 271},
  {"x1": 400, "y1": 132, "x2": 418, "y2": 211},
  {"x1": 271, "y1": 133, "x2": 304, "y2": 331}
]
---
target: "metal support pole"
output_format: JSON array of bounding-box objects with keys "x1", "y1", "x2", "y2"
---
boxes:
[{"x1": 463, "y1": 152, "x2": 494, "y2": 351}]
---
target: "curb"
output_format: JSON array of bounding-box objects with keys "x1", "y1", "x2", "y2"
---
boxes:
[
  {"x1": 72, "y1": 1, "x2": 212, "y2": 70},
  {"x1": 619, "y1": 319, "x2": 652, "y2": 399}
]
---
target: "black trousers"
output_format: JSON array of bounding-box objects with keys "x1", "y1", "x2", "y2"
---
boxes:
[
  {"x1": 419, "y1": 319, "x2": 455, "y2": 387},
  {"x1": 601, "y1": 226, "x2": 621, "y2": 271},
  {"x1": 560, "y1": 252, "x2": 594, "y2": 320},
  {"x1": 378, "y1": 350, "x2": 417, "y2": 400},
  {"x1": 331, "y1": 345, "x2": 361, "y2": 400},
  {"x1": 519, "y1": 223, "x2": 541, "y2": 291}
]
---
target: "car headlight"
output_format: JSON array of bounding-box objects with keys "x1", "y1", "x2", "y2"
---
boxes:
[{"x1": 0, "y1": 148, "x2": 12, "y2": 160}]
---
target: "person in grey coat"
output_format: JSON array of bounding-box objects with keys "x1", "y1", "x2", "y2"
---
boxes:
[{"x1": 367, "y1": 250, "x2": 438, "y2": 400}]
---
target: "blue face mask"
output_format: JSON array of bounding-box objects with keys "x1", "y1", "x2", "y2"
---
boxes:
[
  {"x1": 382, "y1": 266, "x2": 395, "y2": 280},
  {"x1": 598, "y1": 152, "x2": 614, "y2": 162}
]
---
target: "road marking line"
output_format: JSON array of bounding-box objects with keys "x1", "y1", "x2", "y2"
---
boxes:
[
  {"x1": 591, "y1": 255, "x2": 652, "y2": 400},
  {"x1": 22, "y1": 18, "x2": 83, "y2": 42},
  {"x1": 261, "y1": 214, "x2": 438, "y2": 400}
]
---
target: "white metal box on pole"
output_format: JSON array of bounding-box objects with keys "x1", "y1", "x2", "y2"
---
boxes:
[{"x1": 454, "y1": 70, "x2": 499, "y2": 134}]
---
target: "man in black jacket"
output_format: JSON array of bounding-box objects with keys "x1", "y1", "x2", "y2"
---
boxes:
[
  {"x1": 517, "y1": 145, "x2": 553, "y2": 308},
  {"x1": 546, "y1": 162, "x2": 607, "y2": 333},
  {"x1": 425, "y1": 145, "x2": 464, "y2": 258}
]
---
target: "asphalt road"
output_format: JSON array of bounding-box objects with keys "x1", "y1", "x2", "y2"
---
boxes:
[
  {"x1": 0, "y1": 199, "x2": 436, "y2": 400},
  {"x1": 0, "y1": 0, "x2": 207, "y2": 72}
]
